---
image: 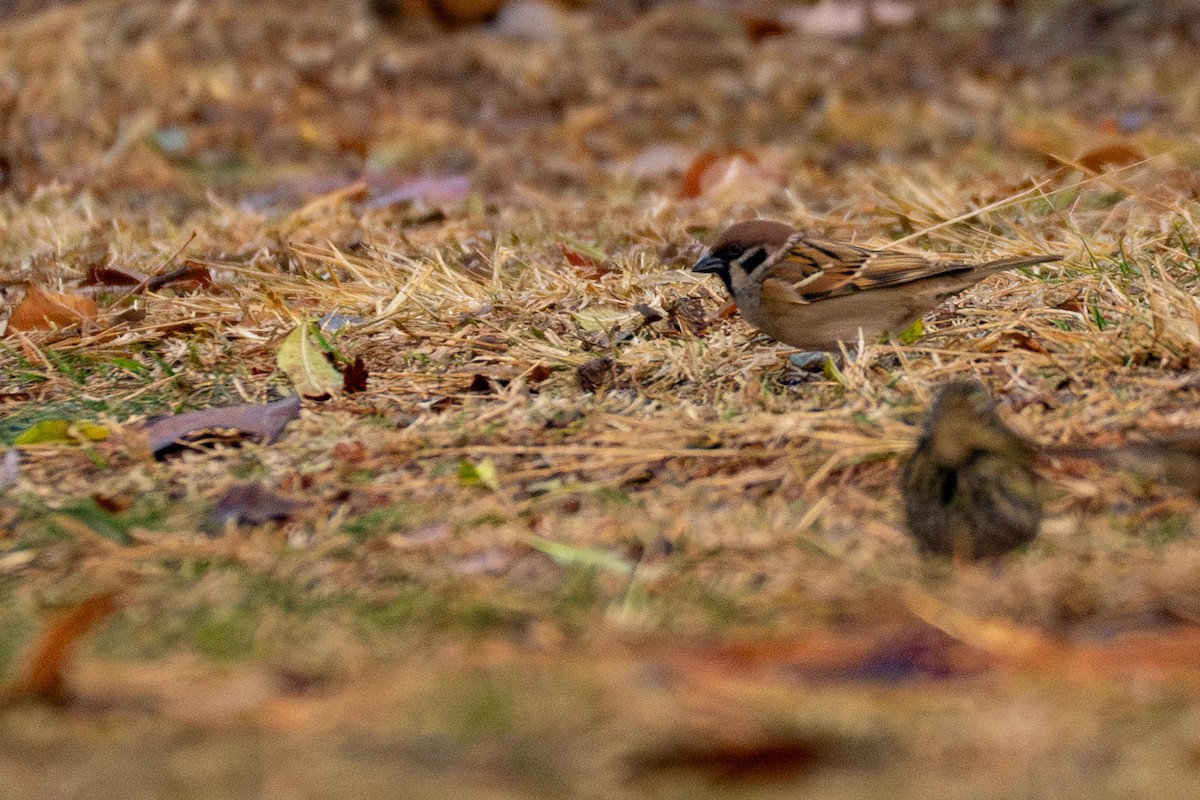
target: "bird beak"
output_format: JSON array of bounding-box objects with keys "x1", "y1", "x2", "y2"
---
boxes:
[{"x1": 692, "y1": 255, "x2": 724, "y2": 274}]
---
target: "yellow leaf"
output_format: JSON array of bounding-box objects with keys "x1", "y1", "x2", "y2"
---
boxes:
[{"x1": 277, "y1": 321, "x2": 342, "y2": 398}]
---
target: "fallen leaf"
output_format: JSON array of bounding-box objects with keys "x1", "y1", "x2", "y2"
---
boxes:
[
  {"x1": 633, "y1": 303, "x2": 664, "y2": 325},
  {"x1": 13, "y1": 419, "x2": 110, "y2": 445},
  {"x1": 1003, "y1": 330, "x2": 1050, "y2": 354},
  {"x1": 576, "y1": 357, "x2": 615, "y2": 392},
  {"x1": 139, "y1": 395, "x2": 302, "y2": 455},
  {"x1": 366, "y1": 174, "x2": 471, "y2": 209},
  {"x1": 679, "y1": 149, "x2": 754, "y2": 199},
  {"x1": 526, "y1": 364, "x2": 554, "y2": 384},
  {"x1": 8, "y1": 593, "x2": 119, "y2": 704},
  {"x1": 737, "y1": 9, "x2": 790, "y2": 41},
  {"x1": 561, "y1": 242, "x2": 613, "y2": 280},
  {"x1": 667, "y1": 297, "x2": 708, "y2": 335},
  {"x1": 7, "y1": 285, "x2": 98, "y2": 333},
  {"x1": 1076, "y1": 143, "x2": 1146, "y2": 173},
  {"x1": 147, "y1": 261, "x2": 213, "y2": 291},
  {"x1": 896, "y1": 318, "x2": 925, "y2": 345},
  {"x1": 459, "y1": 458, "x2": 500, "y2": 491},
  {"x1": 211, "y1": 483, "x2": 303, "y2": 527},
  {"x1": 277, "y1": 321, "x2": 343, "y2": 399},
  {"x1": 83, "y1": 264, "x2": 151, "y2": 286},
  {"x1": 571, "y1": 308, "x2": 640, "y2": 331},
  {"x1": 1055, "y1": 296, "x2": 1086, "y2": 315},
  {"x1": 342, "y1": 355, "x2": 369, "y2": 394},
  {"x1": 527, "y1": 536, "x2": 632, "y2": 575}
]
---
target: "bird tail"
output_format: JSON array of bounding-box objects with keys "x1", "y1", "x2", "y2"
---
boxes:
[{"x1": 981, "y1": 254, "x2": 1061, "y2": 272}]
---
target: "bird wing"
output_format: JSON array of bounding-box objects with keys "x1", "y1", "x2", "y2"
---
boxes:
[{"x1": 762, "y1": 235, "x2": 972, "y2": 303}]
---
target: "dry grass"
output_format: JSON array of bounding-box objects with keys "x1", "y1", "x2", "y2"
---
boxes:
[{"x1": 2, "y1": 0, "x2": 1200, "y2": 796}]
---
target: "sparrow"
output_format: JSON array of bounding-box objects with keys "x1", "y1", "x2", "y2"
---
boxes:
[
  {"x1": 901, "y1": 380, "x2": 1043, "y2": 559},
  {"x1": 692, "y1": 220, "x2": 1061, "y2": 352}
]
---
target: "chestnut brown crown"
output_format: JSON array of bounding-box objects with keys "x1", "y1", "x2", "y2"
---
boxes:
[{"x1": 692, "y1": 220, "x2": 794, "y2": 291}]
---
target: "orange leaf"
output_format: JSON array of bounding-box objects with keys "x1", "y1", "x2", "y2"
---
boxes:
[
  {"x1": 560, "y1": 244, "x2": 613, "y2": 280},
  {"x1": 1077, "y1": 143, "x2": 1146, "y2": 174},
  {"x1": 560, "y1": 243, "x2": 600, "y2": 268},
  {"x1": 10, "y1": 593, "x2": 119, "y2": 703},
  {"x1": 677, "y1": 148, "x2": 763, "y2": 200},
  {"x1": 7, "y1": 285, "x2": 98, "y2": 333},
  {"x1": 678, "y1": 150, "x2": 725, "y2": 199},
  {"x1": 737, "y1": 12, "x2": 790, "y2": 43}
]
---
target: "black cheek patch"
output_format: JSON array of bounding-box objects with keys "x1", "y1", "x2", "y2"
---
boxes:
[{"x1": 737, "y1": 248, "x2": 769, "y2": 274}]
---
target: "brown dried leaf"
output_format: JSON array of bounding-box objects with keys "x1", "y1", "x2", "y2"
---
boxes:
[
  {"x1": 211, "y1": 482, "x2": 303, "y2": 527},
  {"x1": 717, "y1": 301, "x2": 740, "y2": 320},
  {"x1": 1004, "y1": 330, "x2": 1051, "y2": 354},
  {"x1": 342, "y1": 355, "x2": 369, "y2": 394},
  {"x1": 9, "y1": 593, "x2": 119, "y2": 704},
  {"x1": 139, "y1": 395, "x2": 302, "y2": 455},
  {"x1": 1076, "y1": 143, "x2": 1146, "y2": 174},
  {"x1": 527, "y1": 364, "x2": 553, "y2": 384},
  {"x1": 7, "y1": 285, "x2": 99, "y2": 333},
  {"x1": 1055, "y1": 295, "x2": 1086, "y2": 315},
  {"x1": 737, "y1": 11, "x2": 790, "y2": 43},
  {"x1": 577, "y1": 357, "x2": 615, "y2": 392},
  {"x1": 560, "y1": 243, "x2": 600, "y2": 268},
  {"x1": 667, "y1": 297, "x2": 709, "y2": 335},
  {"x1": 560, "y1": 243, "x2": 614, "y2": 280},
  {"x1": 83, "y1": 264, "x2": 150, "y2": 286},
  {"x1": 147, "y1": 261, "x2": 214, "y2": 291}
]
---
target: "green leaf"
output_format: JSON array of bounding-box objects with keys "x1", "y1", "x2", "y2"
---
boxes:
[
  {"x1": 458, "y1": 458, "x2": 500, "y2": 491},
  {"x1": 896, "y1": 318, "x2": 925, "y2": 345},
  {"x1": 277, "y1": 320, "x2": 343, "y2": 397},
  {"x1": 571, "y1": 308, "x2": 639, "y2": 331},
  {"x1": 108, "y1": 357, "x2": 148, "y2": 374},
  {"x1": 14, "y1": 419, "x2": 109, "y2": 445},
  {"x1": 822, "y1": 356, "x2": 847, "y2": 386},
  {"x1": 526, "y1": 536, "x2": 633, "y2": 575}
]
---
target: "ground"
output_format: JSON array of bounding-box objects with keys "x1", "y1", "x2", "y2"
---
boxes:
[{"x1": 2, "y1": 0, "x2": 1200, "y2": 797}]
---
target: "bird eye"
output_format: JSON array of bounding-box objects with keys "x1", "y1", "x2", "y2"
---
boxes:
[{"x1": 725, "y1": 243, "x2": 744, "y2": 258}]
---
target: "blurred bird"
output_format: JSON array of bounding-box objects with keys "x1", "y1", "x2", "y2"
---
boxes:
[
  {"x1": 901, "y1": 380, "x2": 1044, "y2": 558},
  {"x1": 692, "y1": 220, "x2": 1060, "y2": 353}
]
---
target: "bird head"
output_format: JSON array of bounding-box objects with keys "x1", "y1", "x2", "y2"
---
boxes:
[
  {"x1": 692, "y1": 220, "x2": 794, "y2": 294},
  {"x1": 925, "y1": 380, "x2": 1030, "y2": 467}
]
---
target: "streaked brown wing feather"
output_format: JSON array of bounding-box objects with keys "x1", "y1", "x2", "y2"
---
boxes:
[{"x1": 774, "y1": 235, "x2": 971, "y2": 301}]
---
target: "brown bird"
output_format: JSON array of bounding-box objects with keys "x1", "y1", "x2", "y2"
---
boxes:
[
  {"x1": 901, "y1": 380, "x2": 1044, "y2": 559},
  {"x1": 692, "y1": 220, "x2": 1060, "y2": 352}
]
